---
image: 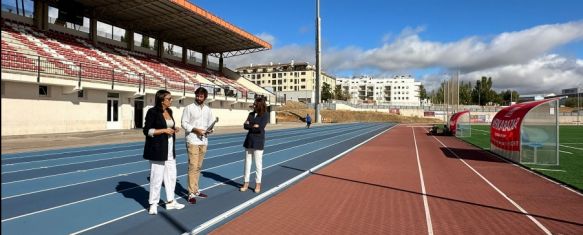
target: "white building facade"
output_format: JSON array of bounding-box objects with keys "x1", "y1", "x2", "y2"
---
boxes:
[
  {"x1": 337, "y1": 75, "x2": 422, "y2": 106},
  {"x1": 236, "y1": 61, "x2": 336, "y2": 103}
]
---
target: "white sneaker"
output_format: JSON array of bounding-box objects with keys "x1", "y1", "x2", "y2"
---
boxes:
[
  {"x1": 148, "y1": 204, "x2": 158, "y2": 215},
  {"x1": 166, "y1": 200, "x2": 185, "y2": 210}
]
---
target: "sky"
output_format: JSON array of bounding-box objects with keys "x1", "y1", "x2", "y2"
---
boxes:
[
  {"x1": 193, "y1": 0, "x2": 583, "y2": 95},
  {"x1": 3, "y1": 0, "x2": 582, "y2": 95}
]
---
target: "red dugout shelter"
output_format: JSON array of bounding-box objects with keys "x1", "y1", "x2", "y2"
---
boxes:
[
  {"x1": 490, "y1": 98, "x2": 560, "y2": 165},
  {"x1": 449, "y1": 110, "x2": 470, "y2": 137}
]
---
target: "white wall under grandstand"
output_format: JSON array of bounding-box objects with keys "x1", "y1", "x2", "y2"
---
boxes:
[{"x1": 1, "y1": 72, "x2": 255, "y2": 136}]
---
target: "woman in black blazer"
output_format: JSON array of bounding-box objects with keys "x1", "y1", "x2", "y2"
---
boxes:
[
  {"x1": 240, "y1": 97, "x2": 269, "y2": 193},
  {"x1": 143, "y1": 90, "x2": 184, "y2": 215}
]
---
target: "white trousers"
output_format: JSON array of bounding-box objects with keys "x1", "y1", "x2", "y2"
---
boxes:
[
  {"x1": 149, "y1": 158, "x2": 177, "y2": 205},
  {"x1": 243, "y1": 148, "x2": 264, "y2": 183}
]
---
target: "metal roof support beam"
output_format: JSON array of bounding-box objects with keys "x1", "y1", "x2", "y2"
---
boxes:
[
  {"x1": 202, "y1": 53, "x2": 208, "y2": 70},
  {"x1": 124, "y1": 11, "x2": 191, "y2": 29},
  {"x1": 127, "y1": 30, "x2": 134, "y2": 51},
  {"x1": 219, "y1": 53, "x2": 224, "y2": 72},
  {"x1": 96, "y1": 0, "x2": 159, "y2": 16},
  {"x1": 182, "y1": 47, "x2": 187, "y2": 64},
  {"x1": 156, "y1": 39, "x2": 163, "y2": 58},
  {"x1": 90, "y1": 14, "x2": 98, "y2": 45},
  {"x1": 33, "y1": 0, "x2": 49, "y2": 31},
  {"x1": 209, "y1": 48, "x2": 269, "y2": 58}
]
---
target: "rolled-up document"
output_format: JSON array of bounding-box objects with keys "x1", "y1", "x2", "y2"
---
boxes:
[{"x1": 205, "y1": 117, "x2": 219, "y2": 135}]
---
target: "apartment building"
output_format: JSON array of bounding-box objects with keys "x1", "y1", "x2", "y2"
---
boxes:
[
  {"x1": 336, "y1": 75, "x2": 422, "y2": 106},
  {"x1": 236, "y1": 61, "x2": 336, "y2": 102}
]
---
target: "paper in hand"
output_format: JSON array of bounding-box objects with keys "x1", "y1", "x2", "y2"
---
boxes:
[{"x1": 205, "y1": 117, "x2": 219, "y2": 135}]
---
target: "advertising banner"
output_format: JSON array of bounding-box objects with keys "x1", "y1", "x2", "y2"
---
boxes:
[{"x1": 490, "y1": 99, "x2": 556, "y2": 152}]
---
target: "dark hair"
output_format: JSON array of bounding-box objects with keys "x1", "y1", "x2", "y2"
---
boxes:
[
  {"x1": 254, "y1": 97, "x2": 267, "y2": 116},
  {"x1": 155, "y1": 89, "x2": 171, "y2": 110},
  {"x1": 195, "y1": 87, "x2": 208, "y2": 99}
]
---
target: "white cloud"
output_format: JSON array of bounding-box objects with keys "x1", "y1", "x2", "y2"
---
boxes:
[
  {"x1": 346, "y1": 21, "x2": 583, "y2": 72},
  {"x1": 225, "y1": 21, "x2": 583, "y2": 94},
  {"x1": 462, "y1": 54, "x2": 583, "y2": 94},
  {"x1": 411, "y1": 54, "x2": 583, "y2": 94},
  {"x1": 225, "y1": 43, "x2": 314, "y2": 68},
  {"x1": 256, "y1": 33, "x2": 276, "y2": 46}
]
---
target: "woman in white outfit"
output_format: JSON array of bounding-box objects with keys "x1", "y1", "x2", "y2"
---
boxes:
[
  {"x1": 240, "y1": 97, "x2": 269, "y2": 193},
  {"x1": 143, "y1": 90, "x2": 185, "y2": 214}
]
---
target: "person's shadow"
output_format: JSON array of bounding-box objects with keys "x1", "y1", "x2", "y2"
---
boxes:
[
  {"x1": 175, "y1": 180, "x2": 190, "y2": 200},
  {"x1": 115, "y1": 181, "x2": 150, "y2": 209},
  {"x1": 202, "y1": 171, "x2": 242, "y2": 189}
]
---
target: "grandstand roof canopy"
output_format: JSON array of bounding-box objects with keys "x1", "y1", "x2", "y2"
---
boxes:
[{"x1": 73, "y1": 0, "x2": 271, "y2": 58}]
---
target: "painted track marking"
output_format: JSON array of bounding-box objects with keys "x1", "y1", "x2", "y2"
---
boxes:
[
  {"x1": 430, "y1": 134, "x2": 551, "y2": 235},
  {"x1": 411, "y1": 127, "x2": 434, "y2": 235}
]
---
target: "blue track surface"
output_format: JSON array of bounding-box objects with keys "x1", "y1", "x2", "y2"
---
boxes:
[{"x1": 1, "y1": 123, "x2": 393, "y2": 234}]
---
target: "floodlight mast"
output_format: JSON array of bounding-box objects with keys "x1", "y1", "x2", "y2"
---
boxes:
[{"x1": 315, "y1": 0, "x2": 322, "y2": 123}]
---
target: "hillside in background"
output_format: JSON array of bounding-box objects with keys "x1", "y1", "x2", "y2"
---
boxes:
[{"x1": 276, "y1": 101, "x2": 441, "y2": 123}]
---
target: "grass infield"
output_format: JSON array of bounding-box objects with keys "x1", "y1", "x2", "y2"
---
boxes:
[{"x1": 459, "y1": 125, "x2": 583, "y2": 191}]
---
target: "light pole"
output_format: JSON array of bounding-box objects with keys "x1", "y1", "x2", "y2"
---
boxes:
[
  {"x1": 578, "y1": 85, "x2": 581, "y2": 126},
  {"x1": 314, "y1": 0, "x2": 322, "y2": 123},
  {"x1": 478, "y1": 80, "x2": 481, "y2": 107}
]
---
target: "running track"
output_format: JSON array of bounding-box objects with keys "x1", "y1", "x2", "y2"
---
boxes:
[
  {"x1": 213, "y1": 125, "x2": 583, "y2": 235},
  {"x1": 1, "y1": 123, "x2": 391, "y2": 234},
  {"x1": 3, "y1": 123, "x2": 582, "y2": 234}
]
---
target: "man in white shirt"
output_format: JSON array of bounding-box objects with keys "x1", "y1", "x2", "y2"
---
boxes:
[{"x1": 181, "y1": 87, "x2": 214, "y2": 204}]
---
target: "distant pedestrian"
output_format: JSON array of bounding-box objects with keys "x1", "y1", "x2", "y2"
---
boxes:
[
  {"x1": 240, "y1": 97, "x2": 268, "y2": 193},
  {"x1": 143, "y1": 90, "x2": 185, "y2": 215},
  {"x1": 305, "y1": 114, "x2": 312, "y2": 128}
]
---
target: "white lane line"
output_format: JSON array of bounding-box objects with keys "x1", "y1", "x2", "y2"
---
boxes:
[
  {"x1": 1, "y1": 136, "x2": 237, "y2": 169},
  {"x1": 559, "y1": 150, "x2": 573, "y2": 155},
  {"x1": 1, "y1": 124, "x2": 354, "y2": 162},
  {"x1": 2, "y1": 153, "x2": 139, "y2": 174},
  {"x1": 468, "y1": 143, "x2": 583, "y2": 197},
  {"x1": 412, "y1": 127, "x2": 434, "y2": 235},
  {"x1": 560, "y1": 144, "x2": 583, "y2": 151},
  {"x1": 0, "y1": 143, "x2": 144, "y2": 160},
  {"x1": 70, "y1": 124, "x2": 391, "y2": 235},
  {"x1": 2, "y1": 124, "x2": 368, "y2": 198},
  {"x1": 431, "y1": 136, "x2": 551, "y2": 235},
  {"x1": 188, "y1": 124, "x2": 394, "y2": 235},
  {"x1": 3, "y1": 124, "x2": 385, "y2": 222},
  {"x1": 531, "y1": 168, "x2": 566, "y2": 172},
  {"x1": 2, "y1": 149, "x2": 138, "y2": 171},
  {"x1": 2, "y1": 124, "x2": 361, "y2": 170},
  {"x1": 2, "y1": 124, "x2": 367, "y2": 186}
]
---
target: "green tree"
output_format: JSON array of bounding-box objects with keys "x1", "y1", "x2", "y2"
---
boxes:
[
  {"x1": 419, "y1": 84, "x2": 428, "y2": 100},
  {"x1": 166, "y1": 44, "x2": 174, "y2": 55},
  {"x1": 121, "y1": 30, "x2": 129, "y2": 43},
  {"x1": 563, "y1": 97, "x2": 579, "y2": 108},
  {"x1": 321, "y1": 82, "x2": 333, "y2": 101},
  {"x1": 141, "y1": 36, "x2": 150, "y2": 49},
  {"x1": 333, "y1": 85, "x2": 345, "y2": 100},
  {"x1": 472, "y1": 76, "x2": 495, "y2": 105},
  {"x1": 456, "y1": 81, "x2": 472, "y2": 105},
  {"x1": 342, "y1": 89, "x2": 351, "y2": 101},
  {"x1": 435, "y1": 81, "x2": 447, "y2": 104},
  {"x1": 499, "y1": 90, "x2": 520, "y2": 105}
]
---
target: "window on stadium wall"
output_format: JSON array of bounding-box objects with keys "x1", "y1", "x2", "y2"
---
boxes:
[
  {"x1": 490, "y1": 98, "x2": 559, "y2": 165},
  {"x1": 449, "y1": 110, "x2": 471, "y2": 137},
  {"x1": 1, "y1": 0, "x2": 34, "y2": 18}
]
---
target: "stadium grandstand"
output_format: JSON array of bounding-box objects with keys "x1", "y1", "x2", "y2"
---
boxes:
[{"x1": 1, "y1": 0, "x2": 279, "y2": 135}]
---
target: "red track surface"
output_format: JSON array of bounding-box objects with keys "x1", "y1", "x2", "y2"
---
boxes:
[{"x1": 212, "y1": 125, "x2": 583, "y2": 234}]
